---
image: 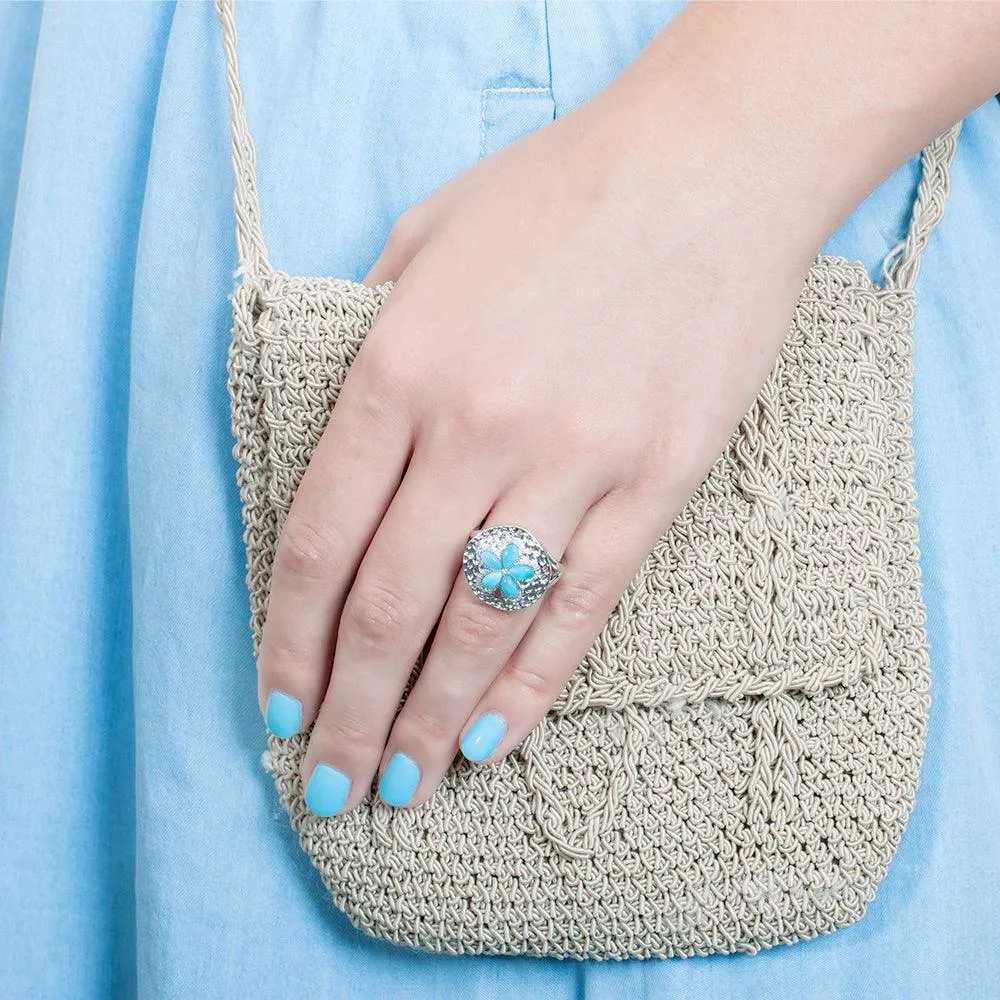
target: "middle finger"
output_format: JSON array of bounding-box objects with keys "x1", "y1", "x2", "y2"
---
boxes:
[
  {"x1": 298, "y1": 445, "x2": 498, "y2": 815},
  {"x1": 374, "y1": 477, "x2": 591, "y2": 808}
]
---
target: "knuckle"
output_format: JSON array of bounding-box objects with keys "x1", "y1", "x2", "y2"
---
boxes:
[
  {"x1": 276, "y1": 515, "x2": 344, "y2": 582},
  {"x1": 405, "y1": 706, "x2": 452, "y2": 745},
  {"x1": 357, "y1": 339, "x2": 415, "y2": 403},
  {"x1": 548, "y1": 416, "x2": 600, "y2": 460},
  {"x1": 259, "y1": 624, "x2": 312, "y2": 672},
  {"x1": 636, "y1": 426, "x2": 717, "y2": 497},
  {"x1": 626, "y1": 455, "x2": 668, "y2": 497},
  {"x1": 545, "y1": 573, "x2": 608, "y2": 627},
  {"x1": 447, "y1": 391, "x2": 521, "y2": 450},
  {"x1": 342, "y1": 579, "x2": 418, "y2": 654},
  {"x1": 505, "y1": 659, "x2": 556, "y2": 705},
  {"x1": 323, "y1": 710, "x2": 375, "y2": 754},
  {"x1": 446, "y1": 600, "x2": 508, "y2": 656}
]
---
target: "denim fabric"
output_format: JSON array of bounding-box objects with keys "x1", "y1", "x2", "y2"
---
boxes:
[{"x1": 1, "y1": 3, "x2": 998, "y2": 997}]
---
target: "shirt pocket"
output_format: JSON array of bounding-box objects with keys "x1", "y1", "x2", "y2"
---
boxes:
[{"x1": 479, "y1": 85, "x2": 555, "y2": 159}]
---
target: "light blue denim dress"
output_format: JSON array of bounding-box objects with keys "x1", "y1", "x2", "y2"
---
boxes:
[{"x1": 1, "y1": 3, "x2": 998, "y2": 997}]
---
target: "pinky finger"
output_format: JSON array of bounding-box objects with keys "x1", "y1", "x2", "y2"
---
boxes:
[{"x1": 457, "y1": 485, "x2": 668, "y2": 764}]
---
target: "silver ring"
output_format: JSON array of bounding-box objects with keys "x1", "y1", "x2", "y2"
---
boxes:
[{"x1": 462, "y1": 524, "x2": 562, "y2": 611}]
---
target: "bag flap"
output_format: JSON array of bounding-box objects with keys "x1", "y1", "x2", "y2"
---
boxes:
[
  {"x1": 244, "y1": 260, "x2": 921, "y2": 721},
  {"x1": 549, "y1": 258, "x2": 921, "y2": 714}
]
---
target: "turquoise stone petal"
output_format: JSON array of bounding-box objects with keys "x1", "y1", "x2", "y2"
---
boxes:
[
  {"x1": 479, "y1": 548, "x2": 502, "y2": 570},
  {"x1": 500, "y1": 574, "x2": 520, "y2": 599},
  {"x1": 481, "y1": 570, "x2": 504, "y2": 590},
  {"x1": 508, "y1": 563, "x2": 535, "y2": 581},
  {"x1": 501, "y1": 542, "x2": 520, "y2": 568}
]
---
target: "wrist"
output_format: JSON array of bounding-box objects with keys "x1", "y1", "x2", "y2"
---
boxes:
[{"x1": 594, "y1": 2, "x2": 1000, "y2": 256}]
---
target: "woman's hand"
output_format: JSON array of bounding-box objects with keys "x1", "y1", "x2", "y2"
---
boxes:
[
  {"x1": 252, "y1": 1, "x2": 1000, "y2": 817},
  {"x1": 255, "y1": 0, "x2": 1000, "y2": 815},
  {"x1": 254, "y1": 54, "x2": 829, "y2": 816}
]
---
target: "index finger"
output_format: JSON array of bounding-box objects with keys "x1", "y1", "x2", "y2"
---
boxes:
[{"x1": 258, "y1": 365, "x2": 412, "y2": 737}]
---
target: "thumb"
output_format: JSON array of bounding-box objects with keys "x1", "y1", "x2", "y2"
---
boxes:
[{"x1": 362, "y1": 209, "x2": 429, "y2": 286}]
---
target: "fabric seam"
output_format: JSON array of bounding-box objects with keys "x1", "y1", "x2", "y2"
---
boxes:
[{"x1": 479, "y1": 86, "x2": 554, "y2": 159}]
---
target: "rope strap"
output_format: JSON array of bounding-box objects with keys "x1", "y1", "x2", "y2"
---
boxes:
[
  {"x1": 882, "y1": 122, "x2": 962, "y2": 290},
  {"x1": 215, "y1": 0, "x2": 961, "y2": 292},
  {"x1": 216, "y1": 0, "x2": 271, "y2": 284}
]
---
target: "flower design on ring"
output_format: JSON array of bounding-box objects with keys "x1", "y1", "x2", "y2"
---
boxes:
[{"x1": 479, "y1": 542, "x2": 536, "y2": 600}]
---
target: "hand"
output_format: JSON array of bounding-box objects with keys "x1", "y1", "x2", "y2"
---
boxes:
[{"x1": 256, "y1": 42, "x2": 832, "y2": 816}]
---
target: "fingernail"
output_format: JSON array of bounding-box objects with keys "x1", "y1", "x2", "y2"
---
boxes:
[
  {"x1": 460, "y1": 711, "x2": 508, "y2": 762},
  {"x1": 264, "y1": 690, "x2": 302, "y2": 738},
  {"x1": 304, "y1": 763, "x2": 352, "y2": 817},
  {"x1": 378, "y1": 751, "x2": 420, "y2": 807}
]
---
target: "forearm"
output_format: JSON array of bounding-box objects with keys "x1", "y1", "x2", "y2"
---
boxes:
[{"x1": 598, "y1": 1, "x2": 1000, "y2": 252}]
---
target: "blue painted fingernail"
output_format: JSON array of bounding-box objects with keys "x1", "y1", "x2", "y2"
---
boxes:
[
  {"x1": 378, "y1": 751, "x2": 420, "y2": 807},
  {"x1": 304, "y1": 764, "x2": 352, "y2": 817},
  {"x1": 264, "y1": 690, "x2": 302, "y2": 738},
  {"x1": 461, "y1": 711, "x2": 507, "y2": 762}
]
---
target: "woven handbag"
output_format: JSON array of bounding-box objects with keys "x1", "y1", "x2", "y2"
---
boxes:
[{"x1": 216, "y1": 0, "x2": 959, "y2": 959}]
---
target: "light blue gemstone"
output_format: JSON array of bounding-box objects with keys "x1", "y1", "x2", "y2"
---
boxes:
[
  {"x1": 481, "y1": 570, "x2": 504, "y2": 590},
  {"x1": 508, "y1": 563, "x2": 535, "y2": 581},
  {"x1": 501, "y1": 542, "x2": 520, "y2": 568},
  {"x1": 461, "y1": 711, "x2": 508, "y2": 762},
  {"x1": 264, "y1": 690, "x2": 302, "y2": 738},
  {"x1": 378, "y1": 751, "x2": 421, "y2": 807},
  {"x1": 304, "y1": 763, "x2": 351, "y2": 817},
  {"x1": 500, "y1": 574, "x2": 520, "y2": 599},
  {"x1": 479, "y1": 548, "x2": 502, "y2": 570}
]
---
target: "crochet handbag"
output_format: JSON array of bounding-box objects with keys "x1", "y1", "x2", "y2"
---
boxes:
[{"x1": 216, "y1": 0, "x2": 958, "y2": 959}]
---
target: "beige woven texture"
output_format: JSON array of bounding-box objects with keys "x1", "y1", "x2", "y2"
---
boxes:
[{"x1": 216, "y1": 0, "x2": 959, "y2": 959}]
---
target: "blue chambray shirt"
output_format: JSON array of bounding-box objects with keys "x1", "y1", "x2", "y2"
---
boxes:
[{"x1": 1, "y1": 2, "x2": 998, "y2": 997}]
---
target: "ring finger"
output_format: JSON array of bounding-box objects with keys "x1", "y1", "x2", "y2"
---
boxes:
[
  {"x1": 369, "y1": 477, "x2": 594, "y2": 809},
  {"x1": 460, "y1": 483, "x2": 672, "y2": 772}
]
